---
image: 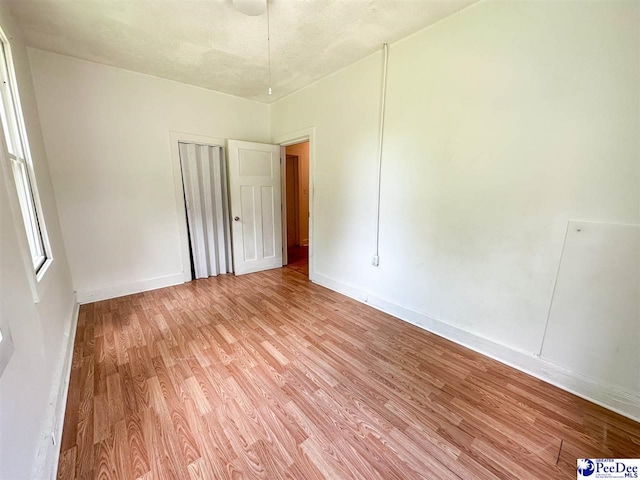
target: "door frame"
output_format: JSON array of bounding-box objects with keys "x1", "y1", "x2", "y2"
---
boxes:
[
  {"x1": 274, "y1": 127, "x2": 315, "y2": 280},
  {"x1": 169, "y1": 131, "x2": 226, "y2": 282}
]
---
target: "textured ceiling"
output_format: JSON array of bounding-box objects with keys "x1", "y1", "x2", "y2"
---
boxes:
[{"x1": 7, "y1": 0, "x2": 476, "y2": 103}]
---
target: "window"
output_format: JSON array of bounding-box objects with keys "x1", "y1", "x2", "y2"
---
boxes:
[{"x1": 0, "y1": 34, "x2": 49, "y2": 272}]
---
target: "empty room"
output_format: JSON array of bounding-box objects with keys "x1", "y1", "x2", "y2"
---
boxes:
[{"x1": 0, "y1": 0, "x2": 638, "y2": 479}]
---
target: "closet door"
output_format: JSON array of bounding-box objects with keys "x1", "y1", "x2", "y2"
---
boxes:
[{"x1": 179, "y1": 142, "x2": 232, "y2": 278}]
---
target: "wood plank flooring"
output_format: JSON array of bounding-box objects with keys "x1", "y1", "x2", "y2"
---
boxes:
[
  {"x1": 285, "y1": 245, "x2": 308, "y2": 277},
  {"x1": 58, "y1": 268, "x2": 640, "y2": 479}
]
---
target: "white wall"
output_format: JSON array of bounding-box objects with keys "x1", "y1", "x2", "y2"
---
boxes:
[
  {"x1": 271, "y1": 1, "x2": 640, "y2": 418},
  {"x1": 0, "y1": 3, "x2": 76, "y2": 479},
  {"x1": 28, "y1": 49, "x2": 271, "y2": 302},
  {"x1": 22, "y1": 0, "x2": 639, "y2": 421}
]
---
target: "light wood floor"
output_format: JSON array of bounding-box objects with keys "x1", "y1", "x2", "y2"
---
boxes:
[{"x1": 58, "y1": 269, "x2": 640, "y2": 480}]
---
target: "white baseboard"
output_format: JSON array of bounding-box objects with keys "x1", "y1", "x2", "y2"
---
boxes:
[
  {"x1": 310, "y1": 272, "x2": 640, "y2": 423},
  {"x1": 76, "y1": 273, "x2": 186, "y2": 304},
  {"x1": 33, "y1": 297, "x2": 79, "y2": 480}
]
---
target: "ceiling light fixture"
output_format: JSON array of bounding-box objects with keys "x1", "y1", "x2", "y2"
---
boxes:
[
  {"x1": 232, "y1": 0, "x2": 266, "y2": 16},
  {"x1": 232, "y1": 0, "x2": 272, "y2": 96}
]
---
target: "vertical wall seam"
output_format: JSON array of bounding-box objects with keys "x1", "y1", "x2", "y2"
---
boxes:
[
  {"x1": 374, "y1": 43, "x2": 389, "y2": 259},
  {"x1": 538, "y1": 220, "x2": 571, "y2": 357}
]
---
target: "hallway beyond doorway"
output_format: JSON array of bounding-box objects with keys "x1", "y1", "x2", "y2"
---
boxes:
[
  {"x1": 283, "y1": 140, "x2": 310, "y2": 277},
  {"x1": 285, "y1": 245, "x2": 308, "y2": 276}
]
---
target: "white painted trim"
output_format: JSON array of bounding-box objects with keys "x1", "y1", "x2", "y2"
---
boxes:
[
  {"x1": 76, "y1": 273, "x2": 185, "y2": 304},
  {"x1": 273, "y1": 127, "x2": 316, "y2": 278},
  {"x1": 33, "y1": 297, "x2": 79, "y2": 480},
  {"x1": 280, "y1": 145, "x2": 288, "y2": 266},
  {"x1": 0, "y1": 102, "x2": 42, "y2": 303},
  {"x1": 311, "y1": 272, "x2": 640, "y2": 423},
  {"x1": 0, "y1": 29, "x2": 60, "y2": 306},
  {"x1": 169, "y1": 131, "x2": 227, "y2": 283}
]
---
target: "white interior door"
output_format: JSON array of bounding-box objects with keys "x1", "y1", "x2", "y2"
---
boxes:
[{"x1": 228, "y1": 140, "x2": 282, "y2": 275}]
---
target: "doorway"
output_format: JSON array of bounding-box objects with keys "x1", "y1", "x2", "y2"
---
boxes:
[{"x1": 283, "y1": 141, "x2": 309, "y2": 276}]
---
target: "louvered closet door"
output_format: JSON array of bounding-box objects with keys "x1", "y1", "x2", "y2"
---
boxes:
[{"x1": 179, "y1": 142, "x2": 232, "y2": 278}]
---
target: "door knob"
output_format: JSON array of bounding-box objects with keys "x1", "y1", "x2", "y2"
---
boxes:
[{"x1": 234, "y1": 216, "x2": 240, "y2": 221}]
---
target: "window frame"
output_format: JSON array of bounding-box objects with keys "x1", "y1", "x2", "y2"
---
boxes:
[{"x1": 0, "y1": 28, "x2": 52, "y2": 280}]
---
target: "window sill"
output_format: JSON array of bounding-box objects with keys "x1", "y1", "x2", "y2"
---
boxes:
[
  {"x1": 32, "y1": 257, "x2": 54, "y2": 304},
  {"x1": 36, "y1": 257, "x2": 53, "y2": 283}
]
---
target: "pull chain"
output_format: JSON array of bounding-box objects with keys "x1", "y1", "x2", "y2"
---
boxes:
[{"x1": 266, "y1": 1, "x2": 272, "y2": 95}]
